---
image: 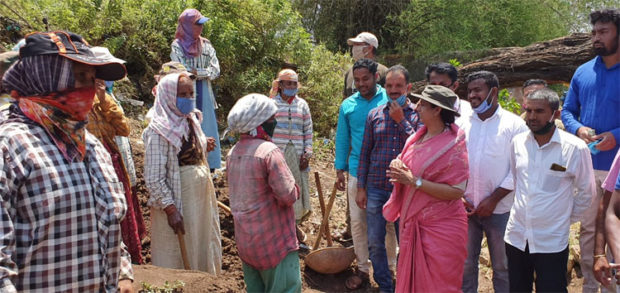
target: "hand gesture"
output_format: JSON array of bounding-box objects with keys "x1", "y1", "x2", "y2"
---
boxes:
[
  {"x1": 206, "y1": 137, "x2": 216, "y2": 152},
  {"x1": 387, "y1": 158, "x2": 415, "y2": 185},
  {"x1": 592, "y1": 132, "x2": 617, "y2": 152},
  {"x1": 388, "y1": 101, "x2": 405, "y2": 123}
]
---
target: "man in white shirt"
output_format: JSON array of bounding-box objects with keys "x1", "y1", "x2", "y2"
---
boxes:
[
  {"x1": 505, "y1": 88, "x2": 595, "y2": 292},
  {"x1": 459, "y1": 71, "x2": 528, "y2": 293}
]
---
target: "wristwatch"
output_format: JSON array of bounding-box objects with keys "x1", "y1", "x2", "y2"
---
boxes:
[{"x1": 415, "y1": 177, "x2": 423, "y2": 188}]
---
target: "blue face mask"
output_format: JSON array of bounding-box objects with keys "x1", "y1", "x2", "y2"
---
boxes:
[
  {"x1": 176, "y1": 97, "x2": 195, "y2": 115},
  {"x1": 104, "y1": 81, "x2": 114, "y2": 94},
  {"x1": 395, "y1": 94, "x2": 408, "y2": 106},
  {"x1": 282, "y1": 88, "x2": 298, "y2": 97},
  {"x1": 473, "y1": 88, "x2": 495, "y2": 114}
]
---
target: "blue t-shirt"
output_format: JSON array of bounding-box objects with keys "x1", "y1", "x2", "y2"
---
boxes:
[
  {"x1": 335, "y1": 85, "x2": 388, "y2": 177},
  {"x1": 562, "y1": 56, "x2": 620, "y2": 171}
]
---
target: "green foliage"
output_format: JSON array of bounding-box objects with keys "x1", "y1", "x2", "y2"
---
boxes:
[
  {"x1": 140, "y1": 280, "x2": 185, "y2": 293},
  {"x1": 498, "y1": 89, "x2": 522, "y2": 115},
  {"x1": 301, "y1": 45, "x2": 351, "y2": 137},
  {"x1": 390, "y1": 0, "x2": 569, "y2": 58},
  {"x1": 448, "y1": 58, "x2": 462, "y2": 68},
  {"x1": 292, "y1": 0, "x2": 409, "y2": 53}
]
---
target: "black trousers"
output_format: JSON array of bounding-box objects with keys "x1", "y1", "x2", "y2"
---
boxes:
[{"x1": 505, "y1": 242, "x2": 568, "y2": 293}]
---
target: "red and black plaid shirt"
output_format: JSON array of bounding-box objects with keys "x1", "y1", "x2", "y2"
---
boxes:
[{"x1": 357, "y1": 102, "x2": 418, "y2": 191}]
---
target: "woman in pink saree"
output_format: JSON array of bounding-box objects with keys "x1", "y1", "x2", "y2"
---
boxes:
[{"x1": 384, "y1": 85, "x2": 469, "y2": 292}]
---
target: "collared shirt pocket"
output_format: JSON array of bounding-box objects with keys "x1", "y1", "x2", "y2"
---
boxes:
[{"x1": 542, "y1": 169, "x2": 570, "y2": 193}]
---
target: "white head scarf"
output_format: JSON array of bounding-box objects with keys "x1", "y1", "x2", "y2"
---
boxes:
[
  {"x1": 225, "y1": 93, "x2": 277, "y2": 137},
  {"x1": 147, "y1": 73, "x2": 206, "y2": 152}
]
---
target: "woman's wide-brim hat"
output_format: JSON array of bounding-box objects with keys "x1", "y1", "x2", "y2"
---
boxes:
[{"x1": 412, "y1": 85, "x2": 460, "y2": 116}]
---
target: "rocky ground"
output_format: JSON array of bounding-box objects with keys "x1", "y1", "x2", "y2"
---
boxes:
[{"x1": 125, "y1": 116, "x2": 585, "y2": 292}]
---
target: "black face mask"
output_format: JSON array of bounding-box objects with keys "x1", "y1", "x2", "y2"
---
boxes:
[
  {"x1": 530, "y1": 120, "x2": 555, "y2": 135},
  {"x1": 261, "y1": 119, "x2": 277, "y2": 137}
]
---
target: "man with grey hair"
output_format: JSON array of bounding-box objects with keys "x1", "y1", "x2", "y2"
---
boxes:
[{"x1": 505, "y1": 88, "x2": 595, "y2": 292}]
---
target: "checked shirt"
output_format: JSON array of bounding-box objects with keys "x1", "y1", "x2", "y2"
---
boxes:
[
  {"x1": 357, "y1": 102, "x2": 418, "y2": 191},
  {"x1": 0, "y1": 110, "x2": 133, "y2": 292},
  {"x1": 226, "y1": 136, "x2": 299, "y2": 270}
]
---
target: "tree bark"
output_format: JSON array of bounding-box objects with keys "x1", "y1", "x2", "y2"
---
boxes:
[{"x1": 412, "y1": 33, "x2": 595, "y2": 98}]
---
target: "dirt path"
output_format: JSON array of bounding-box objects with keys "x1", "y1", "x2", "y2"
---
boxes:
[{"x1": 127, "y1": 116, "x2": 585, "y2": 292}]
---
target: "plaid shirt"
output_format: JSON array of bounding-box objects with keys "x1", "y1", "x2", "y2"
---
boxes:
[
  {"x1": 357, "y1": 102, "x2": 418, "y2": 191},
  {"x1": 226, "y1": 136, "x2": 299, "y2": 270},
  {"x1": 142, "y1": 127, "x2": 183, "y2": 213},
  {"x1": 0, "y1": 111, "x2": 133, "y2": 292}
]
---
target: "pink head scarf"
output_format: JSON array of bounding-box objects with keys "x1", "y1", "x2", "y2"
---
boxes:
[{"x1": 175, "y1": 9, "x2": 207, "y2": 58}]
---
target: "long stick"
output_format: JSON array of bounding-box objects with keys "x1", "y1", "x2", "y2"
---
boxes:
[
  {"x1": 314, "y1": 172, "x2": 332, "y2": 246},
  {"x1": 217, "y1": 200, "x2": 232, "y2": 215},
  {"x1": 313, "y1": 182, "x2": 337, "y2": 250},
  {"x1": 177, "y1": 233, "x2": 191, "y2": 270}
]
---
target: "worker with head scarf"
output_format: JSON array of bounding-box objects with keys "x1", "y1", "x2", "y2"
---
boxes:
[
  {"x1": 143, "y1": 71, "x2": 221, "y2": 273},
  {"x1": 269, "y1": 69, "x2": 313, "y2": 242},
  {"x1": 170, "y1": 8, "x2": 222, "y2": 172},
  {"x1": 0, "y1": 30, "x2": 133, "y2": 292},
  {"x1": 226, "y1": 93, "x2": 302, "y2": 292}
]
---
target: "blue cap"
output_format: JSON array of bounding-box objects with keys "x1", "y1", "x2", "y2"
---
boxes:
[{"x1": 195, "y1": 16, "x2": 209, "y2": 24}]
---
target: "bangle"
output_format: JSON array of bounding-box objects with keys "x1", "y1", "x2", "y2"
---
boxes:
[{"x1": 594, "y1": 254, "x2": 607, "y2": 259}]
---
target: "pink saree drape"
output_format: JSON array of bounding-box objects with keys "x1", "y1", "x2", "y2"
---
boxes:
[{"x1": 383, "y1": 124, "x2": 469, "y2": 292}]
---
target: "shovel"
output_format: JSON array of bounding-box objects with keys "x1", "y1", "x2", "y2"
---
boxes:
[{"x1": 304, "y1": 181, "x2": 356, "y2": 274}]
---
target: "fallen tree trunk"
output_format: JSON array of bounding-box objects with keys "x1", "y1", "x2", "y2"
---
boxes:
[{"x1": 413, "y1": 33, "x2": 595, "y2": 97}]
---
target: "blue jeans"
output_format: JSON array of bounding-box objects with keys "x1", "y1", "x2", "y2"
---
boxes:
[
  {"x1": 462, "y1": 212, "x2": 510, "y2": 293},
  {"x1": 367, "y1": 186, "x2": 399, "y2": 293}
]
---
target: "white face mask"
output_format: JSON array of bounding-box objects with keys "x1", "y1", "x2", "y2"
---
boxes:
[{"x1": 352, "y1": 45, "x2": 368, "y2": 60}]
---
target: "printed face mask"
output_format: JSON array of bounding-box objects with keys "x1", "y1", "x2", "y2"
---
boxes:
[
  {"x1": 352, "y1": 45, "x2": 368, "y2": 61},
  {"x1": 176, "y1": 97, "x2": 195, "y2": 115}
]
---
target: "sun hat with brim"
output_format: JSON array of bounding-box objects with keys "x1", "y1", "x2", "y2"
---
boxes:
[
  {"x1": 347, "y1": 32, "x2": 379, "y2": 49},
  {"x1": 19, "y1": 31, "x2": 127, "y2": 81},
  {"x1": 412, "y1": 85, "x2": 460, "y2": 117}
]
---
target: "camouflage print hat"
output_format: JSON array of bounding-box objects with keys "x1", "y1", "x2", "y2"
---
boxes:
[{"x1": 0, "y1": 51, "x2": 19, "y2": 75}]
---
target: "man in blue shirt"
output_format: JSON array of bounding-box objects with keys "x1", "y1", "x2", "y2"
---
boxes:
[
  {"x1": 561, "y1": 9, "x2": 620, "y2": 293},
  {"x1": 356, "y1": 65, "x2": 417, "y2": 292},
  {"x1": 335, "y1": 58, "x2": 390, "y2": 290}
]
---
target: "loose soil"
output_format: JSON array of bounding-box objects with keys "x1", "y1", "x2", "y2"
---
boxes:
[{"x1": 126, "y1": 117, "x2": 585, "y2": 292}]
